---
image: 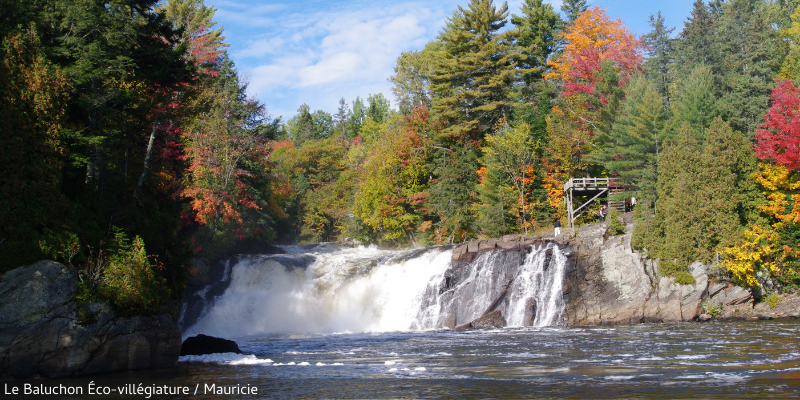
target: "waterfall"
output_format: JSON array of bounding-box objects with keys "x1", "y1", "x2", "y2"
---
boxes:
[
  {"x1": 183, "y1": 243, "x2": 568, "y2": 337},
  {"x1": 413, "y1": 243, "x2": 567, "y2": 329},
  {"x1": 506, "y1": 243, "x2": 567, "y2": 327}
]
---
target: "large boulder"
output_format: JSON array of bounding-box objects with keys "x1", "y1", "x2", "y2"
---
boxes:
[
  {"x1": 180, "y1": 334, "x2": 242, "y2": 356},
  {"x1": 455, "y1": 310, "x2": 506, "y2": 330},
  {"x1": 0, "y1": 261, "x2": 181, "y2": 378}
]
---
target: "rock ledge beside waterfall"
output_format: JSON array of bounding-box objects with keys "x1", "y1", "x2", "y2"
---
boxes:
[
  {"x1": 450, "y1": 221, "x2": 799, "y2": 327},
  {"x1": 0, "y1": 261, "x2": 181, "y2": 378}
]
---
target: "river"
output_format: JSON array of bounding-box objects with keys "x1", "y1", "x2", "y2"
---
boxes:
[{"x1": 13, "y1": 244, "x2": 800, "y2": 398}]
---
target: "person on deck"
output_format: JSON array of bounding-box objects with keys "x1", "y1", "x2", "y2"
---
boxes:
[
  {"x1": 554, "y1": 219, "x2": 561, "y2": 236},
  {"x1": 631, "y1": 196, "x2": 637, "y2": 210}
]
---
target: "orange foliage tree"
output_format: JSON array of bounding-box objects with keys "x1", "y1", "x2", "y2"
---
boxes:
[{"x1": 542, "y1": 6, "x2": 643, "y2": 208}]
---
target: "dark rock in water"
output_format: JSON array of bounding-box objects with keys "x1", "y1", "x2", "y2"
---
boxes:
[
  {"x1": 455, "y1": 310, "x2": 506, "y2": 330},
  {"x1": 0, "y1": 261, "x2": 181, "y2": 378},
  {"x1": 180, "y1": 334, "x2": 242, "y2": 356},
  {"x1": 756, "y1": 313, "x2": 776, "y2": 320},
  {"x1": 523, "y1": 298, "x2": 537, "y2": 326}
]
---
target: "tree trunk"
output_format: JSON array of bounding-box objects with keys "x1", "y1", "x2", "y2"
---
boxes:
[{"x1": 134, "y1": 112, "x2": 159, "y2": 200}]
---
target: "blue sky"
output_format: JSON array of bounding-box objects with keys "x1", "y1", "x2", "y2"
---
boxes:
[{"x1": 210, "y1": 0, "x2": 697, "y2": 121}]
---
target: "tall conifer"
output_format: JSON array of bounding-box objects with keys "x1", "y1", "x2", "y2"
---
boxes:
[{"x1": 429, "y1": 0, "x2": 531, "y2": 140}]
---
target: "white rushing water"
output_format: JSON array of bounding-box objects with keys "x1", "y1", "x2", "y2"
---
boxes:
[
  {"x1": 185, "y1": 243, "x2": 568, "y2": 337},
  {"x1": 507, "y1": 243, "x2": 568, "y2": 327}
]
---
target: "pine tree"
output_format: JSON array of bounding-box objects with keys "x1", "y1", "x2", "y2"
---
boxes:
[
  {"x1": 676, "y1": 0, "x2": 719, "y2": 71},
  {"x1": 347, "y1": 96, "x2": 367, "y2": 138},
  {"x1": 367, "y1": 93, "x2": 391, "y2": 124},
  {"x1": 427, "y1": 144, "x2": 480, "y2": 243},
  {"x1": 589, "y1": 74, "x2": 668, "y2": 202},
  {"x1": 643, "y1": 11, "x2": 675, "y2": 106},
  {"x1": 715, "y1": 0, "x2": 781, "y2": 136},
  {"x1": 334, "y1": 97, "x2": 351, "y2": 139},
  {"x1": 669, "y1": 65, "x2": 717, "y2": 135},
  {"x1": 560, "y1": 0, "x2": 588, "y2": 24},
  {"x1": 511, "y1": 0, "x2": 562, "y2": 84},
  {"x1": 429, "y1": 0, "x2": 531, "y2": 140}
]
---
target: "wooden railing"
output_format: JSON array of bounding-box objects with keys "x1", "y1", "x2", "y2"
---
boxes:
[{"x1": 563, "y1": 177, "x2": 618, "y2": 192}]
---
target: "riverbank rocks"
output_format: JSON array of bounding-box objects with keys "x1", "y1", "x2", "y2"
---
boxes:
[
  {"x1": 452, "y1": 235, "x2": 546, "y2": 268},
  {"x1": 0, "y1": 261, "x2": 181, "y2": 378},
  {"x1": 562, "y1": 223, "x2": 714, "y2": 325},
  {"x1": 180, "y1": 334, "x2": 242, "y2": 356}
]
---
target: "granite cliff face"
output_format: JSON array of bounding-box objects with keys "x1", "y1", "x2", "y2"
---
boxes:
[
  {"x1": 450, "y1": 219, "x2": 796, "y2": 327},
  {"x1": 0, "y1": 261, "x2": 181, "y2": 378}
]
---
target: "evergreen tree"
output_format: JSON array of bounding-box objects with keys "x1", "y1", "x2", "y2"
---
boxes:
[
  {"x1": 669, "y1": 65, "x2": 717, "y2": 135},
  {"x1": 560, "y1": 0, "x2": 589, "y2": 24},
  {"x1": 511, "y1": 0, "x2": 562, "y2": 84},
  {"x1": 715, "y1": 0, "x2": 780, "y2": 136},
  {"x1": 367, "y1": 93, "x2": 392, "y2": 124},
  {"x1": 334, "y1": 97, "x2": 351, "y2": 139},
  {"x1": 429, "y1": 0, "x2": 531, "y2": 140},
  {"x1": 643, "y1": 11, "x2": 675, "y2": 106},
  {"x1": 589, "y1": 74, "x2": 668, "y2": 202},
  {"x1": 285, "y1": 105, "x2": 333, "y2": 145},
  {"x1": 640, "y1": 118, "x2": 759, "y2": 264},
  {"x1": 347, "y1": 96, "x2": 367, "y2": 138},
  {"x1": 427, "y1": 144, "x2": 480, "y2": 243},
  {"x1": 676, "y1": 0, "x2": 719, "y2": 72}
]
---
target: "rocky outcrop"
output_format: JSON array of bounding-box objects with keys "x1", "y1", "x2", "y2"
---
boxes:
[
  {"x1": 455, "y1": 310, "x2": 506, "y2": 330},
  {"x1": 0, "y1": 261, "x2": 181, "y2": 378},
  {"x1": 180, "y1": 334, "x2": 242, "y2": 356},
  {"x1": 451, "y1": 235, "x2": 546, "y2": 268},
  {"x1": 562, "y1": 222, "x2": 713, "y2": 325}
]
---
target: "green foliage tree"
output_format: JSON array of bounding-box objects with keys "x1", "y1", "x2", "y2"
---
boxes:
[
  {"x1": 427, "y1": 144, "x2": 480, "y2": 244},
  {"x1": 560, "y1": 0, "x2": 589, "y2": 24},
  {"x1": 636, "y1": 118, "x2": 760, "y2": 264},
  {"x1": 353, "y1": 115, "x2": 430, "y2": 244},
  {"x1": 511, "y1": 0, "x2": 562, "y2": 84},
  {"x1": 714, "y1": 0, "x2": 781, "y2": 136},
  {"x1": 589, "y1": 74, "x2": 669, "y2": 203},
  {"x1": 0, "y1": 28, "x2": 71, "y2": 270},
  {"x1": 429, "y1": 0, "x2": 533, "y2": 139},
  {"x1": 669, "y1": 65, "x2": 718, "y2": 135},
  {"x1": 643, "y1": 11, "x2": 675, "y2": 105},
  {"x1": 676, "y1": 0, "x2": 720, "y2": 70},
  {"x1": 100, "y1": 229, "x2": 170, "y2": 313},
  {"x1": 481, "y1": 123, "x2": 541, "y2": 234},
  {"x1": 367, "y1": 93, "x2": 392, "y2": 124},
  {"x1": 286, "y1": 104, "x2": 333, "y2": 145},
  {"x1": 390, "y1": 43, "x2": 438, "y2": 114},
  {"x1": 779, "y1": 3, "x2": 800, "y2": 79}
]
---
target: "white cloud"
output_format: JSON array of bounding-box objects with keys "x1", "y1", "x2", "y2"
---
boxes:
[{"x1": 217, "y1": 0, "x2": 566, "y2": 119}]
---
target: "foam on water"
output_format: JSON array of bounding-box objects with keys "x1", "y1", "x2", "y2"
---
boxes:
[{"x1": 178, "y1": 353, "x2": 273, "y2": 365}]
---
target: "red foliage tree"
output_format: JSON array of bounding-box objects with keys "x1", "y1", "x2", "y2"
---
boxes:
[{"x1": 756, "y1": 79, "x2": 800, "y2": 171}]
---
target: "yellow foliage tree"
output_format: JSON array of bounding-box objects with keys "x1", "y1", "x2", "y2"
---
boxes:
[{"x1": 721, "y1": 163, "x2": 800, "y2": 287}]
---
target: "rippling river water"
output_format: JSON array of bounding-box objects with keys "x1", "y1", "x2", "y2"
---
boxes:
[{"x1": 22, "y1": 319, "x2": 800, "y2": 399}]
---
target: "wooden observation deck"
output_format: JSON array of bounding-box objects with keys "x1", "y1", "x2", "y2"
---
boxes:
[{"x1": 563, "y1": 177, "x2": 620, "y2": 230}]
